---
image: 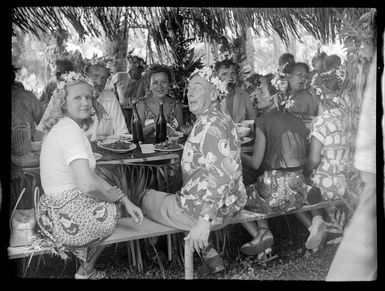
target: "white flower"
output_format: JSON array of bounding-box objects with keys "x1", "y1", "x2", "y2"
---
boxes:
[{"x1": 315, "y1": 87, "x2": 323, "y2": 96}]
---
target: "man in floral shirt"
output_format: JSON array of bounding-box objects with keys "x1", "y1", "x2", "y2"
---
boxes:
[{"x1": 141, "y1": 66, "x2": 247, "y2": 274}]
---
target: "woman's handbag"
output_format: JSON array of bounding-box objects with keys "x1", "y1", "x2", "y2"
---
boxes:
[{"x1": 9, "y1": 187, "x2": 38, "y2": 247}]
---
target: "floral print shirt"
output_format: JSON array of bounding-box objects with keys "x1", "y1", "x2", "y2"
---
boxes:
[
  {"x1": 176, "y1": 103, "x2": 247, "y2": 222},
  {"x1": 310, "y1": 108, "x2": 350, "y2": 200}
]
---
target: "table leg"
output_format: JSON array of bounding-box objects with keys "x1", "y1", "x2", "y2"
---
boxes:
[{"x1": 184, "y1": 239, "x2": 193, "y2": 279}]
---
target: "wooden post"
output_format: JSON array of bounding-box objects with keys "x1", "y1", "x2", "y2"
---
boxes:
[
  {"x1": 167, "y1": 234, "x2": 172, "y2": 261},
  {"x1": 184, "y1": 239, "x2": 193, "y2": 279},
  {"x1": 129, "y1": 241, "x2": 136, "y2": 267}
]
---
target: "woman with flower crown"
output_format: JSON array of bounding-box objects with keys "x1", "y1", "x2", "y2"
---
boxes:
[
  {"x1": 299, "y1": 64, "x2": 351, "y2": 252},
  {"x1": 36, "y1": 73, "x2": 143, "y2": 279},
  {"x1": 239, "y1": 73, "x2": 310, "y2": 257},
  {"x1": 136, "y1": 64, "x2": 184, "y2": 138}
]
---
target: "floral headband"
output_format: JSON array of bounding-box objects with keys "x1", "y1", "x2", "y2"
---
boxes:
[
  {"x1": 84, "y1": 54, "x2": 114, "y2": 75},
  {"x1": 270, "y1": 71, "x2": 295, "y2": 110},
  {"x1": 53, "y1": 71, "x2": 108, "y2": 121},
  {"x1": 191, "y1": 66, "x2": 228, "y2": 98},
  {"x1": 127, "y1": 54, "x2": 146, "y2": 67},
  {"x1": 311, "y1": 65, "x2": 345, "y2": 105}
]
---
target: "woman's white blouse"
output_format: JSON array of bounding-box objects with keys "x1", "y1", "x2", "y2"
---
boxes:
[{"x1": 40, "y1": 117, "x2": 96, "y2": 196}]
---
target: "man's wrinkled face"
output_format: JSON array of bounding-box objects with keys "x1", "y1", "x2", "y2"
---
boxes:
[
  {"x1": 87, "y1": 65, "x2": 109, "y2": 93},
  {"x1": 187, "y1": 75, "x2": 213, "y2": 115},
  {"x1": 217, "y1": 65, "x2": 237, "y2": 85}
]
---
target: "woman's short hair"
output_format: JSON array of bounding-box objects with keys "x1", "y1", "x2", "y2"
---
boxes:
[
  {"x1": 311, "y1": 51, "x2": 327, "y2": 67},
  {"x1": 278, "y1": 53, "x2": 295, "y2": 66},
  {"x1": 43, "y1": 80, "x2": 93, "y2": 131},
  {"x1": 55, "y1": 59, "x2": 75, "y2": 77},
  {"x1": 146, "y1": 64, "x2": 171, "y2": 81},
  {"x1": 262, "y1": 73, "x2": 279, "y2": 96},
  {"x1": 283, "y1": 62, "x2": 309, "y2": 75},
  {"x1": 324, "y1": 55, "x2": 342, "y2": 71}
]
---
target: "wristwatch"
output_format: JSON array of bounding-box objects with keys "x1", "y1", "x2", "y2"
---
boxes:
[{"x1": 200, "y1": 213, "x2": 213, "y2": 223}]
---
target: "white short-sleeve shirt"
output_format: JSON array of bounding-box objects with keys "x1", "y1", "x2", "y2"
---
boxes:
[{"x1": 40, "y1": 117, "x2": 96, "y2": 195}]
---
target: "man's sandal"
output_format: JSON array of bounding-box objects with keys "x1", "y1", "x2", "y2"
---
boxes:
[
  {"x1": 201, "y1": 244, "x2": 225, "y2": 274},
  {"x1": 240, "y1": 227, "x2": 274, "y2": 256},
  {"x1": 74, "y1": 269, "x2": 106, "y2": 280}
]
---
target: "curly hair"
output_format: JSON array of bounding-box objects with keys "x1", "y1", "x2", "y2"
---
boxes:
[
  {"x1": 43, "y1": 80, "x2": 93, "y2": 132},
  {"x1": 278, "y1": 53, "x2": 295, "y2": 67},
  {"x1": 214, "y1": 59, "x2": 240, "y2": 74},
  {"x1": 283, "y1": 62, "x2": 309, "y2": 75},
  {"x1": 143, "y1": 64, "x2": 172, "y2": 91}
]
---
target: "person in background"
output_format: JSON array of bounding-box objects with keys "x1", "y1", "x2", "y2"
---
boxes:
[
  {"x1": 324, "y1": 54, "x2": 342, "y2": 72},
  {"x1": 40, "y1": 59, "x2": 75, "y2": 109},
  {"x1": 326, "y1": 49, "x2": 377, "y2": 281},
  {"x1": 12, "y1": 66, "x2": 44, "y2": 141},
  {"x1": 37, "y1": 73, "x2": 142, "y2": 279},
  {"x1": 141, "y1": 66, "x2": 247, "y2": 275},
  {"x1": 215, "y1": 52, "x2": 256, "y2": 123},
  {"x1": 109, "y1": 52, "x2": 147, "y2": 107},
  {"x1": 36, "y1": 55, "x2": 129, "y2": 141},
  {"x1": 239, "y1": 73, "x2": 310, "y2": 256},
  {"x1": 278, "y1": 53, "x2": 295, "y2": 73},
  {"x1": 136, "y1": 64, "x2": 184, "y2": 138},
  {"x1": 44, "y1": 28, "x2": 83, "y2": 77},
  {"x1": 311, "y1": 51, "x2": 328, "y2": 74}
]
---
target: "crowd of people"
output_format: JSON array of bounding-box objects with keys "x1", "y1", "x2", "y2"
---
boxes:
[{"x1": 10, "y1": 28, "x2": 377, "y2": 280}]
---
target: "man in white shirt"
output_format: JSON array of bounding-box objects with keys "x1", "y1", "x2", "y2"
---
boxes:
[{"x1": 36, "y1": 60, "x2": 128, "y2": 141}]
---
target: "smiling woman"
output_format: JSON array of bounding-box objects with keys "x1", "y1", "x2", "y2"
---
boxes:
[{"x1": 36, "y1": 73, "x2": 143, "y2": 279}]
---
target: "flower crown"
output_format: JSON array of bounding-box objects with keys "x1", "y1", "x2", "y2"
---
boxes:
[
  {"x1": 84, "y1": 54, "x2": 114, "y2": 75},
  {"x1": 191, "y1": 66, "x2": 228, "y2": 98},
  {"x1": 53, "y1": 71, "x2": 108, "y2": 121},
  {"x1": 311, "y1": 65, "x2": 345, "y2": 104},
  {"x1": 270, "y1": 71, "x2": 295, "y2": 110},
  {"x1": 127, "y1": 54, "x2": 146, "y2": 67}
]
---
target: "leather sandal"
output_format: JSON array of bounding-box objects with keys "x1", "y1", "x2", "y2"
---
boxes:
[
  {"x1": 74, "y1": 269, "x2": 106, "y2": 280},
  {"x1": 201, "y1": 244, "x2": 225, "y2": 274},
  {"x1": 240, "y1": 227, "x2": 274, "y2": 256}
]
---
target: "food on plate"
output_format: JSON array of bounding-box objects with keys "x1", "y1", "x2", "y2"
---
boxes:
[
  {"x1": 154, "y1": 140, "x2": 183, "y2": 151},
  {"x1": 102, "y1": 140, "x2": 132, "y2": 150}
]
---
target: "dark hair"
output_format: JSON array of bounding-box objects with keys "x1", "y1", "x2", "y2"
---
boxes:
[
  {"x1": 312, "y1": 51, "x2": 327, "y2": 68},
  {"x1": 324, "y1": 55, "x2": 341, "y2": 71},
  {"x1": 261, "y1": 73, "x2": 279, "y2": 96},
  {"x1": 214, "y1": 59, "x2": 240, "y2": 74},
  {"x1": 147, "y1": 64, "x2": 171, "y2": 81},
  {"x1": 278, "y1": 53, "x2": 295, "y2": 66},
  {"x1": 283, "y1": 62, "x2": 309, "y2": 75},
  {"x1": 55, "y1": 59, "x2": 75, "y2": 77},
  {"x1": 11, "y1": 65, "x2": 20, "y2": 83},
  {"x1": 296, "y1": 62, "x2": 310, "y2": 74}
]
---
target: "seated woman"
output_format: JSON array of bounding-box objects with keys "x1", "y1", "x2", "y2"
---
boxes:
[
  {"x1": 136, "y1": 64, "x2": 184, "y2": 139},
  {"x1": 240, "y1": 74, "x2": 309, "y2": 256},
  {"x1": 302, "y1": 67, "x2": 350, "y2": 251},
  {"x1": 36, "y1": 73, "x2": 143, "y2": 279},
  {"x1": 214, "y1": 53, "x2": 256, "y2": 123}
]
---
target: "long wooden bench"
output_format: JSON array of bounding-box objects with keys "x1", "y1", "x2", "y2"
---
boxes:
[{"x1": 8, "y1": 200, "x2": 343, "y2": 279}]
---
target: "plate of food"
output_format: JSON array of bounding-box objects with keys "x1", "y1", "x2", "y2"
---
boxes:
[
  {"x1": 97, "y1": 140, "x2": 137, "y2": 153},
  {"x1": 240, "y1": 137, "x2": 253, "y2": 145},
  {"x1": 93, "y1": 153, "x2": 102, "y2": 160},
  {"x1": 167, "y1": 130, "x2": 184, "y2": 140},
  {"x1": 154, "y1": 140, "x2": 184, "y2": 152}
]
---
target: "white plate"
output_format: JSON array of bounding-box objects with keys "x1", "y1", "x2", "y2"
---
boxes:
[
  {"x1": 94, "y1": 153, "x2": 102, "y2": 160},
  {"x1": 240, "y1": 137, "x2": 253, "y2": 145},
  {"x1": 105, "y1": 134, "x2": 133, "y2": 142},
  {"x1": 154, "y1": 143, "x2": 184, "y2": 152},
  {"x1": 97, "y1": 140, "x2": 137, "y2": 153}
]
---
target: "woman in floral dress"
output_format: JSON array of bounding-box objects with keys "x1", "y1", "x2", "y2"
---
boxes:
[{"x1": 36, "y1": 73, "x2": 143, "y2": 279}]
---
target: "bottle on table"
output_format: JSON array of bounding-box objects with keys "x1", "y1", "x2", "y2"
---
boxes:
[
  {"x1": 155, "y1": 102, "x2": 167, "y2": 143},
  {"x1": 131, "y1": 101, "x2": 144, "y2": 143}
]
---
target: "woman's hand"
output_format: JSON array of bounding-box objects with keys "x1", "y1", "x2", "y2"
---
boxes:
[
  {"x1": 122, "y1": 197, "x2": 143, "y2": 224},
  {"x1": 184, "y1": 217, "x2": 210, "y2": 254}
]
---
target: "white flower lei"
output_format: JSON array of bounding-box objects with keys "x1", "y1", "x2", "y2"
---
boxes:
[
  {"x1": 270, "y1": 71, "x2": 294, "y2": 110},
  {"x1": 85, "y1": 54, "x2": 114, "y2": 74},
  {"x1": 191, "y1": 66, "x2": 228, "y2": 97}
]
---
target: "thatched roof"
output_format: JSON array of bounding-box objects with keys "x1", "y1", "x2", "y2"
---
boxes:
[{"x1": 12, "y1": 7, "x2": 371, "y2": 49}]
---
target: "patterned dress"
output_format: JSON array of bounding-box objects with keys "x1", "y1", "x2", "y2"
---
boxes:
[
  {"x1": 310, "y1": 108, "x2": 350, "y2": 200},
  {"x1": 140, "y1": 96, "x2": 180, "y2": 130},
  {"x1": 176, "y1": 102, "x2": 247, "y2": 223}
]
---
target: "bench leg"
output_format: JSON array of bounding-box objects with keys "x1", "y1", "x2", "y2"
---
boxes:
[
  {"x1": 129, "y1": 241, "x2": 136, "y2": 267},
  {"x1": 184, "y1": 240, "x2": 193, "y2": 279},
  {"x1": 167, "y1": 234, "x2": 172, "y2": 261}
]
